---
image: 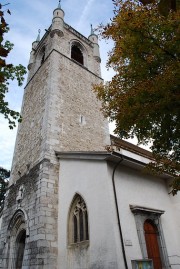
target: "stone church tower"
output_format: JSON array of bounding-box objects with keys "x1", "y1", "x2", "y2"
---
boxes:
[
  {"x1": 0, "y1": 3, "x2": 109, "y2": 269},
  {"x1": 2, "y1": 3, "x2": 179, "y2": 269}
]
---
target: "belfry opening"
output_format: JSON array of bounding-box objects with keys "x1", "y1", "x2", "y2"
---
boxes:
[{"x1": 71, "y1": 45, "x2": 84, "y2": 65}]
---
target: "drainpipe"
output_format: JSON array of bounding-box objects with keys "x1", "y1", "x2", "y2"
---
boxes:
[{"x1": 112, "y1": 155, "x2": 129, "y2": 269}]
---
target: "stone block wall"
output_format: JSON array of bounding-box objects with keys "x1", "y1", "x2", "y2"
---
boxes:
[
  {"x1": 0, "y1": 159, "x2": 58, "y2": 269},
  {"x1": 44, "y1": 50, "x2": 110, "y2": 163},
  {"x1": 1, "y1": 14, "x2": 110, "y2": 269},
  {"x1": 29, "y1": 23, "x2": 101, "y2": 80},
  {"x1": 11, "y1": 23, "x2": 110, "y2": 183},
  {"x1": 10, "y1": 57, "x2": 52, "y2": 183},
  {"x1": 52, "y1": 24, "x2": 101, "y2": 77}
]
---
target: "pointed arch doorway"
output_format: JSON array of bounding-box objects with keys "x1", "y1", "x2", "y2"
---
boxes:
[
  {"x1": 144, "y1": 220, "x2": 162, "y2": 269},
  {"x1": 6, "y1": 209, "x2": 28, "y2": 269},
  {"x1": 15, "y1": 229, "x2": 26, "y2": 269}
]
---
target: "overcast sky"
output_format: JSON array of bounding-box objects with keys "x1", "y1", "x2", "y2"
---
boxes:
[{"x1": 0, "y1": 0, "x2": 116, "y2": 170}]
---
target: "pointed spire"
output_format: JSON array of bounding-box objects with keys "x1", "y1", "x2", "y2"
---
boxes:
[
  {"x1": 52, "y1": 0, "x2": 64, "y2": 37},
  {"x1": 58, "y1": 0, "x2": 61, "y2": 9},
  {"x1": 88, "y1": 24, "x2": 99, "y2": 45},
  {"x1": 90, "y1": 24, "x2": 94, "y2": 35},
  {"x1": 36, "y1": 29, "x2": 41, "y2": 42}
]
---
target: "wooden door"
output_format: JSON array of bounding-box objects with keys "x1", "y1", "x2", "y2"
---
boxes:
[{"x1": 144, "y1": 220, "x2": 162, "y2": 269}]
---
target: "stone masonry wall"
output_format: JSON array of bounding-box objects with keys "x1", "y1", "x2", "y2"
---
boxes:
[
  {"x1": 10, "y1": 57, "x2": 52, "y2": 183},
  {"x1": 3, "y1": 17, "x2": 110, "y2": 269},
  {"x1": 51, "y1": 25, "x2": 101, "y2": 77},
  {"x1": 0, "y1": 159, "x2": 58, "y2": 269},
  {"x1": 43, "y1": 50, "x2": 110, "y2": 163},
  {"x1": 10, "y1": 25, "x2": 109, "y2": 183}
]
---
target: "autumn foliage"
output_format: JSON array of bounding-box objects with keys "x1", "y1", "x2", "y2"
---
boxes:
[
  {"x1": 0, "y1": 3, "x2": 26, "y2": 128},
  {"x1": 94, "y1": 0, "x2": 180, "y2": 194}
]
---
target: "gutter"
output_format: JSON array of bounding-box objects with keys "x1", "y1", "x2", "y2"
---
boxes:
[{"x1": 112, "y1": 154, "x2": 128, "y2": 269}]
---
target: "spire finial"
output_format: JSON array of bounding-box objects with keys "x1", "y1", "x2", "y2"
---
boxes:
[
  {"x1": 36, "y1": 29, "x2": 41, "y2": 42},
  {"x1": 91, "y1": 24, "x2": 94, "y2": 35},
  {"x1": 58, "y1": 0, "x2": 61, "y2": 8}
]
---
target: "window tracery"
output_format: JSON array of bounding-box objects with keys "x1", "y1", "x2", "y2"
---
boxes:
[{"x1": 69, "y1": 194, "x2": 89, "y2": 244}]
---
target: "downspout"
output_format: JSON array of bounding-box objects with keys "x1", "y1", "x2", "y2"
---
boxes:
[{"x1": 112, "y1": 155, "x2": 128, "y2": 269}]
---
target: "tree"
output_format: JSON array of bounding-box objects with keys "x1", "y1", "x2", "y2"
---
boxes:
[
  {"x1": 140, "y1": 0, "x2": 178, "y2": 16},
  {"x1": 94, "y1": 0, "x2": 180, "y2": 194},
  {"x1": 0, "y1": 3, "x2": 26, "y2": 129},
  {"x1": 0, "y1": 167, "x2": 10, "y2": 213}
]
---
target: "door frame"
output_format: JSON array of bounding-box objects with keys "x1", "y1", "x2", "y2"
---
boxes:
[{"x1": 130, "y1": 205, "x2": 170, "y2": 269}]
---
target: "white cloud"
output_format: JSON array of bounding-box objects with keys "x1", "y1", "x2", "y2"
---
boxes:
[{"x1": 76, "y1": 0, "x2": 95, "y2": 29}]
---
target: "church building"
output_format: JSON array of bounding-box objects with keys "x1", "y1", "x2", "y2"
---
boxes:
[{"x1": 0, "y1": 3, "x2": 179, "y2": 269}]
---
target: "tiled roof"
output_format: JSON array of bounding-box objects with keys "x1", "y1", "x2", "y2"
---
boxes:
[{"x1": 110, "y1": 135, "x2": 154, "y2": 160}]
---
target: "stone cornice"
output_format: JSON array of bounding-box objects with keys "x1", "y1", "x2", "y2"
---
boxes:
[
  {"x1": 130, "y1": 204, "x2": 165, "y2": 215},
  {"x1": 25, "y1": 49, "x2": 103, "y2": 89}
]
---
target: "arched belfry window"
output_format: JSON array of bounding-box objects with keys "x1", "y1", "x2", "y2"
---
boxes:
[
  {"x1": 68, "y1": 194, "x2": 89, "y2": 244},
  {"x1": 71, "y1": 45, "x2": 84, "y2": 65}
]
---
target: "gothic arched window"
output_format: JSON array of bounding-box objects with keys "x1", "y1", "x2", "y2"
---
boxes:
[
  {"x1": 71, "y1": 45, "x2": 84, "y2": 65},
  {"x1": 68, "y1": 194, "x2": 89, "y2": 244}
]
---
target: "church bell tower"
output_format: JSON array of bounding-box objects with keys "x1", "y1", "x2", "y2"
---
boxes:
[
  {"x1": 10, "y1": 2, "x2": 110, "y2": 184},
  {"x1": 0, "y1": 2, "x2": 109, "y2": 269}
]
